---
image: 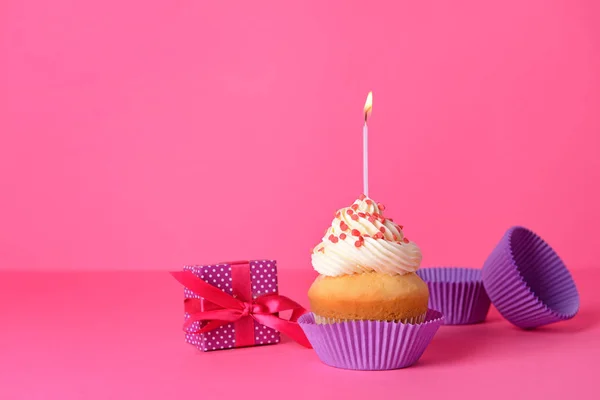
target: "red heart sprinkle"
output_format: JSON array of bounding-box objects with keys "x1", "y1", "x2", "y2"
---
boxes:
[
  {"x1": 351, "y1": 204, "x2": 359, "y2": 211},
  {"x1": 358, "y1": 212, "x2": 366, "y2": 218},
  {"x1": 365, "y1": 199, "x2": 373, "y2": 205},
  {"x1": 347, "y1": 209, "x2": 354, "y2": 215},
  {"x1": 340, "y1": 233, "x2": 347, "y2": 240},
  {"x1": 379, "y1": 227, "x2": 386, "y2": 233},
  {"x1": 355, "y1": 240, "x2": 363, "y2": 248},
  {"x1": 359, "y1": 194, "x2": 366, "y2": 200},
  {"x1": 351, "y1": 229, "x2": 361, "y2": 237},
  {"x1": 351, "y1": 214, "x2": 359, "y2": 221},
  {"x1": 331, "y1": 236, "x2": 339, "y2": 243},
  {"x1": 340, "y1": 221, "x2": 348, "y2": 231},
  {"x1": 403, "y1": 238, "x2": 409, "y2": 243}
]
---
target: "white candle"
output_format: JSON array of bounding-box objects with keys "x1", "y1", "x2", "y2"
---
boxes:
[{"x1": 363, "y1": 91, "x2": 373, "y2": 197}]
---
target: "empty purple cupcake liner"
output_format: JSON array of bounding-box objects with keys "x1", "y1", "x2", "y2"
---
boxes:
[
  {"x1": 482, "y1": 226, "x2": 580, "y2": 329},
  {"x1": 417, "y1": 267, "x2": 491, "y2": 325},
  {"x1": 298, "y1": 309, "x2": 444, "y2": 370}
]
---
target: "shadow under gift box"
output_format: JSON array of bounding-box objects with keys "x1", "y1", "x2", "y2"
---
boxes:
[{"x1": 183, "y1": 260, "x2": 280, "y2": 351}]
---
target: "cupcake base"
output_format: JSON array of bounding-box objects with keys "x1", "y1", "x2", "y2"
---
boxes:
[
  {"x1": 308, "y1": 272, "x2": 429, "y2": 322},
  {"x1": 299, "y1": 309, "x2": 444, "y2": 370},
  {"x1": 313, "y1": 313, "x2": 427, "y2": 325},
  {"x1": 482, "y1": 226, "x2": 579, "y2": 329},
  {"x1": 417, "y1": 267, "x2": 491, "y2": 325}
]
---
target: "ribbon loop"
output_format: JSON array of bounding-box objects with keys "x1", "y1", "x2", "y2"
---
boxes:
[{"x1": 171, "y1": 270, "x2": 311, "y2": 348}]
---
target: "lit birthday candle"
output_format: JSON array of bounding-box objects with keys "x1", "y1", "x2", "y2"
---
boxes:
[{"x1": 363, "y1": 91, "x2": 373, "y2": 197}]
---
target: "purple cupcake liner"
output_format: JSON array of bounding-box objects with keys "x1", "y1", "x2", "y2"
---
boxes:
[
  {"x1": 298, "y1": 309, "x2": 444, "y2": 370},
  {"x1": 482, "y1": 226, "x2": 580, "y2": 329},
  {"x1": 417, "y1": 267, "x2": 491, "y2": 325}
]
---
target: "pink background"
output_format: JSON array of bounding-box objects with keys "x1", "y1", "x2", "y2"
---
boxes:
[
  {"x1": 1, "y1": 0, "x2": 599, "y2": 271},
  {"x1": 1, "y1": 2, "x2": 600, "y2": 398}
]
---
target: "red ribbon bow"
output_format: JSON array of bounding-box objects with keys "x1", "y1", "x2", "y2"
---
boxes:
[{"x1": 171, "y1": 270, "x2": 312, "y2": 348}]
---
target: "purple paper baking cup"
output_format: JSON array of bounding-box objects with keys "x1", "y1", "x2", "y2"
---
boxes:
[
  {"x1": 482, "y1": 226, "x2": 580, "y2": 329},
  {"x1": 417, "y1": 267, "x2": 491, "y2": 325},
  {"x1": 298, "y1": 309, "x2": 444, "y2": 370}
]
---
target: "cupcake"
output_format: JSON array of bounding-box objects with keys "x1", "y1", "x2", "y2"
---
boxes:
[
  {"x1": 300, "y1": 195, "x2": 443, "y2": 370},
  {"x1": 308, "y1": 195, "x2": 429, "y2": 323}
]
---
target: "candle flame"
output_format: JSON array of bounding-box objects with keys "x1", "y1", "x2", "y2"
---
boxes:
[{"x1": 364, "y1": 91, "x2": 373, "y2": 123}]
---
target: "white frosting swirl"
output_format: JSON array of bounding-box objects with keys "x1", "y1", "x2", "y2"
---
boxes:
[{"x1": 311, "y1": 196, "x2": 422, "y2": 276}]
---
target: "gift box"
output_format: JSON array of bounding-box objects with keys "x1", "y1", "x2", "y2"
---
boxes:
[{"x1": 172, "y1": 260, "x2": 311, "y2": 352}]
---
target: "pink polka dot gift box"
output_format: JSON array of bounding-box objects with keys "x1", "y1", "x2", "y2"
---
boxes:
[{"x1": 171, "y1": 260, "x2": 311, "y2": 352}]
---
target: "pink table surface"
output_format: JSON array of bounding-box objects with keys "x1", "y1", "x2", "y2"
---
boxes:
[{"x1": 1, "y1": 268, "x2": 598, "y2": 400}]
